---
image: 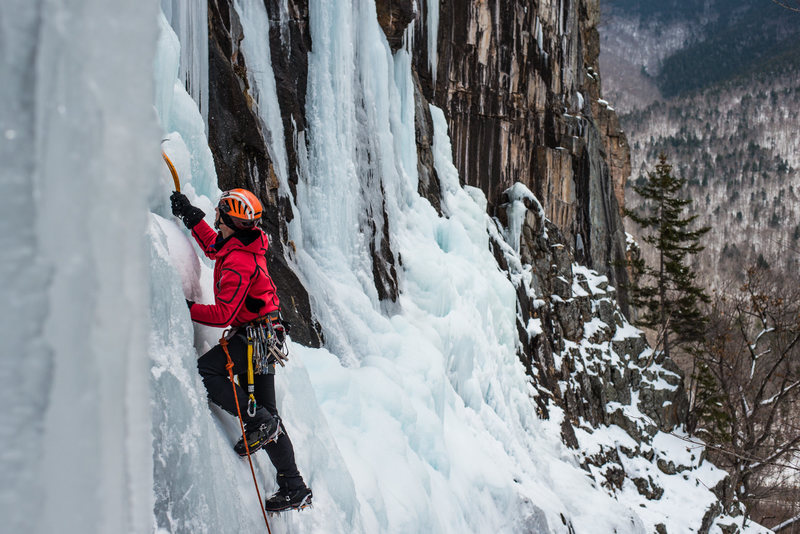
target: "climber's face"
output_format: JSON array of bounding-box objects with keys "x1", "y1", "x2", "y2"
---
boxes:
[{"x1": 214, "y1": 207, "x2": 235, "y2": 237}]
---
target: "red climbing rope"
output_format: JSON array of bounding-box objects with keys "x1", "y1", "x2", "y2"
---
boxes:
[{"x1": 220, "y1": 335, "x2": 272, "y2": 534}]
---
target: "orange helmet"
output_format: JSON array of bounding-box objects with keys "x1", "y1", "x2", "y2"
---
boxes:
[{"x1": 217, "y1": 189, "x2": 262, "y2": 228}]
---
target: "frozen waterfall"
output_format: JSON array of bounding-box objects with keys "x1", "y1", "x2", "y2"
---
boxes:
[{"x1": 1, "y1": 0, "x2": 158, "y2": 532}]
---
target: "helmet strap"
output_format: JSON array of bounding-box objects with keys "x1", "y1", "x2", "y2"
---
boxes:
[{"x1": 218, "y1": 210, "x2": 237, "y2": 230}]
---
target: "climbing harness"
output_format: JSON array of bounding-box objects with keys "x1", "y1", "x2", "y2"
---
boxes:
[
  {"x1": 161, "y1": 150, "x2": 181, "y2": 192},
  {"x1": 243, "y1": 313, "x2": 289, "y2": 416},
  {"x1": 220, "y1": 332, "x2": 272, "y2": 534}
]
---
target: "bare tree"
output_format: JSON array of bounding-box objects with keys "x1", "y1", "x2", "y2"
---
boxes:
[
  {"x1": 690, "y1": 266, "x2": 800, "y2": 526},
  {"x1": 770, "y1": 0, "x2": 800, "y2": 12}
]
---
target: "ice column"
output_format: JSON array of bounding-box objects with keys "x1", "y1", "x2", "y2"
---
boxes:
[{"x1": 1, "y1": 0, "x2": 158, "y2": 533}]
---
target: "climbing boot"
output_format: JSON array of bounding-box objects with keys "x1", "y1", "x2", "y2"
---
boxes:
[
  {"x1": 233, "y1": 418, "x2": 282, "y2": 456},
  {"x1": 264, "y1": 486, "x2": 313, "y2": 513}
]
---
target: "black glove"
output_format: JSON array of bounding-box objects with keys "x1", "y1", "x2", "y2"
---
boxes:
[
  {"x1": 170, "y1": 191, "x2": 205, "y2": 229},
  {"x1": 186, "y1": 299, "x2": 195, "y2": 309},
  {"x1": 170, "y1": 191, "x2": 191, "y2": 216}
]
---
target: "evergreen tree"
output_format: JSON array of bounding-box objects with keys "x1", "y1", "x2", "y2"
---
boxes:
[{"x1": 625, "y1": 154, "x2": 711, "y2": 360}]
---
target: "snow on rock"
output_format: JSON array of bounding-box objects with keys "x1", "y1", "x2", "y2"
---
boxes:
[{"x1": 489, "y1": 189, "x2": 768, "y2": 532}]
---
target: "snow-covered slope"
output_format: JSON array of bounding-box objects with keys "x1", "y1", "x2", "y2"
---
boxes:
[{"x1": 1, "y1": 1, "x2": 771, "y2": 533}]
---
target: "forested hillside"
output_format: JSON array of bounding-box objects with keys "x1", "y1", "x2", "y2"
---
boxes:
[
  {"x1": 599, "y1": 2, "x2": 800, "y2": 529},
  {"x1": 625, "y1": 70, "x2": 800, "y2": 286},
  {"x1": 600, "y1": 0, "x2": 800, "y2": 287}
]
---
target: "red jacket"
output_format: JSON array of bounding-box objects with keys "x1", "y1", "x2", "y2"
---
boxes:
[{"x1": 188, "y1": 220, "x2": 280, "y2": 327}]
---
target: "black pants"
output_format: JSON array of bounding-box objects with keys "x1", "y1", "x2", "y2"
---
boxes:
[{"x1": 197, "y1": 334, "x2": 305, "y2": 491}]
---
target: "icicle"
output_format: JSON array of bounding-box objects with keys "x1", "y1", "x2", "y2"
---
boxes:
[
  {"x1": 404, "y1": 12, "x2": 415, "y2": 54},
  {"x1": 161, "y1": 0, "x2": 209, "y2": 129},
  {"x1": 426, "y1": 0, "x2": 439, "y2": 85}
]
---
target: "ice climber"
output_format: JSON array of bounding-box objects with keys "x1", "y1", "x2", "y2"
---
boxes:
[{"x1": 170, "y1": 188, "x2": 313, "y2": 513}]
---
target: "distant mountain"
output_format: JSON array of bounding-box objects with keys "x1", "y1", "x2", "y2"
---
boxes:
[
  {"x1": 654, "y1": 2, "x2": 800, "y2": 97},
  {"x1": 602, "y1": 0, "x2": 800, "y2": 104},
  {"x1": 600, "y1": 0, "x2": 800, "y2": 287}
]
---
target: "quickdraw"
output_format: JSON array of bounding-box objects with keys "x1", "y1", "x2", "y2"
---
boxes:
[
  {"x1": 243, "y1": 315, "x2": 289, "y2": 417},
  {"x1": 247, "y1": 320, "x2": 289, "y2": 373}
]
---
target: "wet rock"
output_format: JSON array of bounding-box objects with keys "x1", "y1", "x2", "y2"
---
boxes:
[
  {"x1": 413, "y1": 68, "x2": 443, "y2": 215},
  {"x1": 375, "y1": 0, "x2": 416, "y2": 51}
]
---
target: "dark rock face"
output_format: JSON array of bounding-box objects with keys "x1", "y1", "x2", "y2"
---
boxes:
[
  {"x1": 368, "y1": 190, "x2": 399, "y2": 304},
  {"x1": 412, "y1": 68, "x2": 443, "y2": 215},
  {"x1": 207, "y1": 0, "x2": 321, "y2": 347},
  {"x1": 575, "y1": 126, "x2": 630, "y2": 315},
  {"x1": 412, "y1": 0, "x2": 631, "y2": 299},
  {"x1": 375, "y1": 0, "x2": 417, "y2": 52}
]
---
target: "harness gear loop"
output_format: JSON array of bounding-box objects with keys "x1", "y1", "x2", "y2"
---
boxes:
[{"x1": 220, "y1": 335, "x2": 272, "y2": 533}]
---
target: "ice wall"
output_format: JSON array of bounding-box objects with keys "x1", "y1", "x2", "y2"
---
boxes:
[
  {"x1": 0, "y1": 0, "x2": 157, "y2": 532},
  {"x1": 269, "y1": 1, "x2": 645, "y2": 532}
]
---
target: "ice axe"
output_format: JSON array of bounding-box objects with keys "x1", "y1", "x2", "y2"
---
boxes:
[{"x1": 161, "y1": 150, "x2": 181, "y2": 192}]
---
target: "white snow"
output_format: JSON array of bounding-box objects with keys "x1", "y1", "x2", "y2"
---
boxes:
[
  {"x1": 614, "y1": 321, "x2": 644, "y2": 341},
  {"x1": 573, "y1": 264, "x2": 609, "y2": 295}
]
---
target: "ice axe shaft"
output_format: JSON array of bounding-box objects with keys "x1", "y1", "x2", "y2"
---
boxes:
[{"x1": 161, "y1": 151, "x2": 181, "y2": 192}]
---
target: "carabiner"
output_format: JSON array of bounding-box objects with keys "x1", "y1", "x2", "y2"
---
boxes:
[{"x1": 247, "y1": 397, "x2": 257, "y2": 418}]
